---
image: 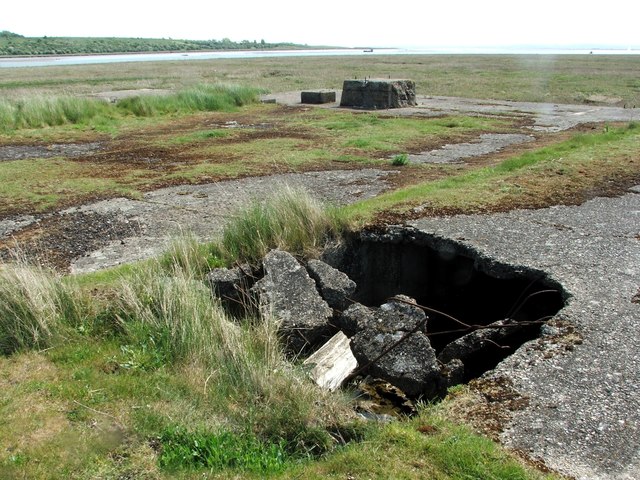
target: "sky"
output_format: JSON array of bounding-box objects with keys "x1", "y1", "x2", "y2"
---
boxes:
[{"x1": 2, "y1": 0, "x2": 638, "y2": 49}]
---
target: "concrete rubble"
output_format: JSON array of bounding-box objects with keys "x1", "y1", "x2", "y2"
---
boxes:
[
  {"x1": 250, "y1": 249, "x2": 333, "y2": 354},
  {"x1": 208, "y1": 248, "x2": 545, "y2": 399}
]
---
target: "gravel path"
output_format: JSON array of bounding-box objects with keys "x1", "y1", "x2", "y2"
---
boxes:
[
  {"x1": 411, "y1": 186, "x2": 640, "y2": 479},
  {"x1": 408, "y1": 133, "x2": 534, "y2": 164}
]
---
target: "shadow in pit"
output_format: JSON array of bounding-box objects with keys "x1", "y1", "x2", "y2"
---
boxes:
[{"x1": 326, "y1": 226, "x2": 567, "y2": 382}]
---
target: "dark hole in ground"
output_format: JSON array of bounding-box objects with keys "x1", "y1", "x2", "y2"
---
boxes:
[{"x1": 327, "y1": 226, "x2": 567, "y2": 381}]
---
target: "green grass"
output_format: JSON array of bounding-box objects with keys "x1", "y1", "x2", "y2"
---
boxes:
[
  {"x1": 159, "y1": 426, "x2": 289, "y2": 474},
  {"x1": 221, "y1": 186, "x2": 348, "y2": 263},
  {"x1": 279, "y1": 404, "x2": 554, "y2": 480},
  {"x1": 170, "y1": 129, "x2": 231, "y2": 144},
  {"x1": 343, "y1": 122, "x2": 640, "y2": 221},
  {"x1": 1, "y1": 107, "x2": 505, "y2": 216},
  {"x1": 308, "y1": 111, "x2": 506, "y2": 153},
  {"x1": 2, "y1": 55, "x2": 638, "y2": 106},
  {"x1": 0, "y1": 84, "x2": 259, "y2": 132},
  {"x1": 0, "y1": 158, "x2": 138, "y2": 216},
  {"x1": 0, "y1": 95, "x2": 112, "y2": 130},
  {"x1": 392, "y1": 153, "x2": 409, "y2": 166},
  {"x1": 117, "y1": 84, "x2": 258, "y2": 118},
  {"x1": 0, "y1": 261, "x2": 88, "y2": 354}
]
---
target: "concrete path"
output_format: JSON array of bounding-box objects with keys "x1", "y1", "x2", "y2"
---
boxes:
[
  {"x1": 68, "y1": 169, "x2": 394, "y2": 273},
  {"x1": 264, "y1": 91, "x2": 640, "y2": 132},
  {"x1": 412, "y1": 187, "x2": 640, "y2": 479}
]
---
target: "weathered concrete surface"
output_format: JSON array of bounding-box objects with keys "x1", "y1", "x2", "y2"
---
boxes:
[
  {"x1": 407, "y1": 133, "x2": 534, "y2": 164},
  {"x1": 252, "y1": 250, "x2": 333, "y2": 354},
  {"x1": 306, "y1": 259, "x2": 356, "y2": 311},
  {"x1": 411, "y1": 186, "x2": 640, "y2": 480},
  {"x1": 301, "y1": 90, "x2": 336, "y2": 104},
  {"x1": 0, "y1": 142, "x2": 103, "y2": 161},
  {"x1": 340, "y1": 79, "x2": 416, "y2": 109},
  {"x1": 58, "y1": 169, "x2": 395, "y2": 274}
]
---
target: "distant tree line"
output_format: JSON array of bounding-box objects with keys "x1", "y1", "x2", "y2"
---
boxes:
[{"x1": 0, "y1": 31, "x2": 310, "y2": 56}]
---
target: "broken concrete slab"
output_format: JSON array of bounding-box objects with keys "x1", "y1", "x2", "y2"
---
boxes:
[
  {"x1": 345, "y1": 295, "x2": 441, "y2": 398},
  {"x1": 337, "y1": 296, "x2": 427, "y2": 337},
  {"x1": 206, "y1": 264, "x2": 255, "y2": 314},
  {"x1": 251, "y1": 249, "x2": 333, "y2": 354},
  {"x1": 351, "y1": 328, "x2": 442, "y2": 398},
  {"x1": 306, "y1": 259, "x2": 356, "y2": 311},
  {"x1": 336, "y1": 302, "x2": 374, "y2": 337},
  {"x1": 340, "y1": 79, "x2": 416, "y2": 109},
  {"x1": 437, "y1": 318, "x2": 521, "y2": 366},
  {"x1": 303, "y1": 331, "x2": 358, "y2": 391}
]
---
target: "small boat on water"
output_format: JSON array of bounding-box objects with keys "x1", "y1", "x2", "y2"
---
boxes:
[{"x1": 363, "y1": 48, "x2": 373, "y2": 53}]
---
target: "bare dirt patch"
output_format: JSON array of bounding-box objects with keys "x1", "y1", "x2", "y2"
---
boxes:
[
  {"x1": 0, "y1": 142, "x2": 104, "y2": 161},
  {"x1": 0, "y1": 211, "x2": 141, "y2": 270}
]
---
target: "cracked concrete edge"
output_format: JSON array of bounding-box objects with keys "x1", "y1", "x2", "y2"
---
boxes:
[{"x1": 409, "y1": 186, "x2": 640, "y2": 479}]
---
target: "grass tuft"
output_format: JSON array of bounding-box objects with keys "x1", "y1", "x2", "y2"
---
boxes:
[
  {"x1": 0, "y1": 95, "x2": 110, "y2": 131},
  {"x1": 116, "y1": 84, "x2": 259, "y2": 117},
  {"x1": 391, "y1": 152, "x2": 409, "y2": 166},
  {"x1": 0, "y1": 83, "x2": 258, "y2": 131},
  {"x1": 159, "y1": 426, "x2": 289, "y2": 473},
  {"x1": 0, "y1": 260, "x2": 86, "y2": 354},
  {"x1": 158, "y1": 232, "x2": 226, "y2": 277},
  {"x1": 221, "y1": 186, "x2": 348, "y2": 264}
]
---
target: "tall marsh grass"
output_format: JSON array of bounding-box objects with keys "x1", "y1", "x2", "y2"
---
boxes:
[
  {"x1": 0, "y1": 262, "x2": 86, "y2": 354},
  {"x1": 0, "y1": 84, "x2": 259, "y2": 131},
  {"x1": 158, "y1": 232, "x2": 225, "y2": 278},
  {"x1": 0, "y1": 95, "x2": 110, "y2": 130},
  {"x1": 115, "y1": 257, "x2": 350, "y2": 453},
  {"x1": 116, "y1": 84, "x2": 259, "y2": 117},
  {"x1": 222, "y1": 186, "x2": 348, "y2": 264}
]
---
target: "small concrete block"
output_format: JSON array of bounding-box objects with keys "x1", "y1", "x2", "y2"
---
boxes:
[{"x1": 301, "y1": 90, "x2": 336, "y2": 104}]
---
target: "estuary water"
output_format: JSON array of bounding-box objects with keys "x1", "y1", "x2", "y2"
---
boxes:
[{"x1": 1, "y1": 47, "x2": 638, "y2": 68}]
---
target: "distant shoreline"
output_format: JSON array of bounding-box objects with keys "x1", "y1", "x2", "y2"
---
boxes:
[{"x1": 1, "y1": 47, "x2": 638, "y2": 69}]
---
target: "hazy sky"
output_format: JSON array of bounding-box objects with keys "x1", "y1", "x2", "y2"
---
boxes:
[{"x1": 2, "y1": 0, "x2": 638, "y2": 48}]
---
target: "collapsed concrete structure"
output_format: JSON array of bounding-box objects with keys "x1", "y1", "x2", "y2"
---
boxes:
[{"x1": 207, "y1": 226, "x2": 565, "y2": 401}]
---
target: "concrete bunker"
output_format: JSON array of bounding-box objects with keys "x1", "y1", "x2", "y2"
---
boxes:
[
  {"x1": 324, "y1": 226, "x2": 567, "y2": 381},
  {"x1": 340, "y1": 79, "x2": 417, "y2": 109}
]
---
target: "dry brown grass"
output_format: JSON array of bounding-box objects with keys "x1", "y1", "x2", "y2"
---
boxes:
[{"x1": 1, "y1": 54, "x2": 639, "y2": 106}]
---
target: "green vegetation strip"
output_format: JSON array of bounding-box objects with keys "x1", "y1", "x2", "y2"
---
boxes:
[
  {"x1": 0, "y1": 30, "x2": 311, "y2": 56},
  {"x1": 343, "y1": 123, "x2": 640, "y2": 221},
  {"x1": 159, "y1": 427, "x2": 289, "y2": 474},
  {"x1": 0, "y1": 84, "x2": 259, "y2": 131}
]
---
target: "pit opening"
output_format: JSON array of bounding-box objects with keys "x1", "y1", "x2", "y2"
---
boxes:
[{"x1": 328, "y1": 227, "x2": 567, "y2": 381}]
